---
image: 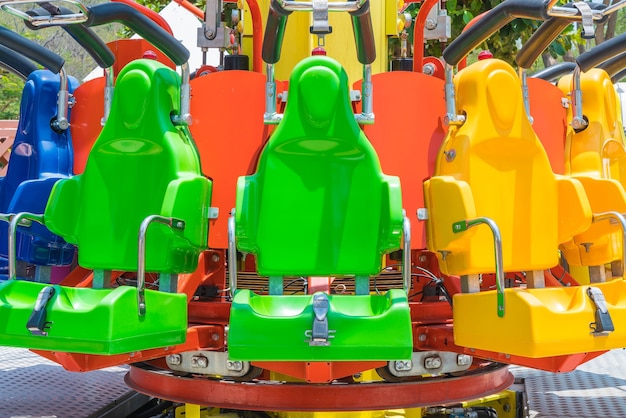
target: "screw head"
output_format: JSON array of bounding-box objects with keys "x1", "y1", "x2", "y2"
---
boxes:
[
  {"x1": 167, "y1": 354, "x2": 182, "y2": 366},
  {"x1": 191, "y1": 355, "x2": 209, "y2": 368},
  {"x1": 226, "y1": 360, "x2": 243, "y2": 372},
  {"x1": 394, "y1": 360, "x2": 413, "y2": 371}
]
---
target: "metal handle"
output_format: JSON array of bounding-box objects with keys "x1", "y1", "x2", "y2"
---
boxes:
[
  {"x1": 0, "y1": 0, "x2": 89, "y2": 26},
  {"x1": 452, "y1": 217, "x2": 504, "y2": 318},
  {"x1": 227, "y1": 209, "x2": 237, "y2": 297},
  {"x1": 51, "y1": 67, "x2": 70, "y2": 132},
  {"x1": 592, "y1": 211, "x2": 626, "y2": 267},
  {"x1": 137, "y1": 215, "x2": 185, "y2": 316},
  {"x1": 8, "y1": 212, "x2": 45, "y2": 280}
]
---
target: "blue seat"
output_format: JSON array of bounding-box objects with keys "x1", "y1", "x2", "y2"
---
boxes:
[{"x1": 0, "y1": 70, "x2": 78, "y2": 267}]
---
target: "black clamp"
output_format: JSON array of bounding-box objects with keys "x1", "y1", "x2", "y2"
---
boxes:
[
  {"x1": 26, "y1": 286, "x2": 55, "y2": 336},
  {"x1": 587, "y1": 287, "x2": 614, "y2": 335}
]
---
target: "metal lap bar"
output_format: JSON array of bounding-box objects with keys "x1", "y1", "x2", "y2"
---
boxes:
[
  {"x1": 275, "y1": 0, "x2": 365, "y2": 12},
  {"x1": 452, "y1": 217, "x2": 505, "y2": 317},
  {"x1": 355, "y1": 63, "x2": 374, "y2": 125},
  {"x1": 0, "y1": 0, "x2": 89, "y2": 26},
  {"x1": 9, "y1": 212, "x2": 44, "y2": 280},
  {"x1": 571, "y1": 66, "x2": 587, "y2": 131},
  {"x1": 227, "y1": 209, "x2": 237, "y2": 297},
  {"x1": 548, "y1": 0, "x2": 626, "y2": 20},
  {"x1": 593, "y1": 211, "x2": 626, "y2": 265},
  {"x1": 402, "y1": 211, "x2": 411, "y2": 293},
  {"x1": 137, "y1": 215, "x2": 186, "y2": 316}
]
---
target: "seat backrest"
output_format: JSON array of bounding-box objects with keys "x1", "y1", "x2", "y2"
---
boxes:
[
  {"x1": 557, "y1": 68, "x2": 626, "y2": 268},
  {"x1": 355, "y1": 71, "x2": 447, "y2": 249},
  {"x1": 45, "y1": 59, "x2": 210, "y2": 273},
  {"x1": 0, "y1": 70, "x2": 78, "y2": 265},
  {"x1": 189, "y1": 70, "x2": 270, "y2": 249},
  {"x1": 236, "y1": 56, "x2": 403, "y2": 277},
  {"x1": 0, "y1": 70, "x2": 77, "y2": 203},
  {"x1": 558, "y1": 69, "x2": 624, "y2": 178},
  {"x1": 425, "y1": 59, "x2": 591, "y2": 275}
]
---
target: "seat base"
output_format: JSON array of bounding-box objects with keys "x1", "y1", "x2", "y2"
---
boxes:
[
  {"x1": 0, "y1": 280, "x2": 187, "y2": 355},
  {"x1": 228, "y1": 289, "x2": 413, "y2": 361},
  {"x1": 453, "y1": 279, "x2": 626, "y2": 357}
]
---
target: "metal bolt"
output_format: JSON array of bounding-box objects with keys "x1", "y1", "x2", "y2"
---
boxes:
[
  {"x1": 424, "y1": 356, "x2": 442, "y2": 370},
  {"x1": 168, "y1": 354, "x2": 182, "y2": 366},
  {"x1": 212, "y1": 253, "x2": 220, "y2": 262},
  {"x1": 394, "y1": 360, "x2": 413, "y2": 371},
  {"x1": 457, "y1": 354, "x2": 472, "y2": 366},
  {"x1": 425, "y1": 18, "x2": 437, "y2": 30},
  {"x1": 418, "y1": 334, "x2": 427, "y2": 342},
  {"x1": 419, "y1": 255, "x2": 427, "y2": 263},
  {"x1": 191, "y1": 355, "x2": 209, "y2": 368},
  {"x1": 211, "y1": 333, "x2": 220, "y2": 341},
  {"x1": 503, "y1": 403, "x2": 511, "y2": 412},
  {"x1": 353, "y1": 373, "x2": 362, "y2": 379},
  {"x1": 226, "y1": 360, "x2": 244, "y2": 372},
  {"x1": 445, "y1": 149, "x2": 456, "y2": 162}
]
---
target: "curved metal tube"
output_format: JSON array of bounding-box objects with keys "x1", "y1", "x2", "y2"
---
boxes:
[
  {"x1": 453, "y1": 217, "x2": 504, "y2": 317},
  {"x1": 227, "y1": 209, "x2": 237, "y2": 297},
  {"x1": 8, "y1": 213, "x2": 44, "y2": 280},
  {"x1": 402, "y1": 212, "x2": 411, "y2": 293},
  {"x1": 137, "y1": 215, "x2": 185, "y2": 316}
]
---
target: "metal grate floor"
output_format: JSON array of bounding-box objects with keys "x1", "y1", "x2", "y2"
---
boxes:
[
  {"x1": 3, "y1": 347, "x2": 626, "y2": 417},
  {"x1": 0, "y1": 347, "x2": 130, "y2": 418},
  {"x1": 512, "y1": 349, "x2": 626, "y2": 418}
]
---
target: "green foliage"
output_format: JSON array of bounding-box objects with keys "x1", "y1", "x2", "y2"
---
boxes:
[{"x1": 0, "y1": 71, "x2": 23, "y2": 119}]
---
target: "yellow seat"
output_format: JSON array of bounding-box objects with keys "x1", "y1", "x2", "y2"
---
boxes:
[
  {"x1": 558, "y1": 69, "x2": 626, "y2": 277},
  {"x1": 422, "y1": 59, "x2": 626, "y2": 357}
]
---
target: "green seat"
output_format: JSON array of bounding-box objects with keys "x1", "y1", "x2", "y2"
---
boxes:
[
  {"x1": 0, "y1": 59, "x2": 211, "y2": 355},
  {"x1": 0, "y1": 281, "x2": 186, "y2": 354},
  {"x1": 228, "y1": 56, "x2": 412, "y2": 362}
]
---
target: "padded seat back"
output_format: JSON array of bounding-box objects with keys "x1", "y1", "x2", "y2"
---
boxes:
[
  {"x1": 235, "y1": 56, "x2": 403, "y2": 276},
  {"x1": 425, "y1": 59, "x2": 591, "y2": 275},
  {"x1": 44, "y1": 59, "x2": 211, "y2": 273},
  {"x1": 0, "y1": 70, "x2": 78, "y2": 265},
  {"x1": 557, "y1": 69, "x2": 626, "y2": 268}
]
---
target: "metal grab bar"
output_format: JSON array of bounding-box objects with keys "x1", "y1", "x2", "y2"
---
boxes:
[
  {"x1": 227, "y1": 209, "x2": 237, "y2": 297},
  {"x1": 402, "y1": 211, "x2": 411, "y2": 293},
  {"x1": 452, "y1": 217, "x2": 505, "y2": 318},
  {"x1": 8, "y1": 212, "x2": 44, "y2": 280},
  {"x1": 137, "y1": 215, "x2": 185, "y2": 316},
  {"x1": 0, "y1": 0, "x2": 89, "y2": 26}
]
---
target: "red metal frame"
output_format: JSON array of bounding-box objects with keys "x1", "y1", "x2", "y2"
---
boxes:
[{"x1": 126, "y1": 361, "x2": 514, "y2": 411}]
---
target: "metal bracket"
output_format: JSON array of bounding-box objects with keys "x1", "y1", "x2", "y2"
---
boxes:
[
  {"x1": 26, "y1": 286, "x2": 55, "y2": 336},
  {"x1": 311, "y1": 0, "x2": 331, "y2": 36},
  {"x1": 452, "y1": 217, "x2": 504, "y2": 317},
  {"x1": 572, "y1": 2, "x2": 595, "y2": 39},
  {"x1": 137, "y1": 215, "x2": 186, "y2": 316},
  {"x1": 306, "y1": 292, "x2": 335, "y2": 346},
  {"x1": 204, "y1": 0, "x2": 222, "y2": 40},
  {"x1": 587, "y1": 287, "x2": 614, "y2": 335}
]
